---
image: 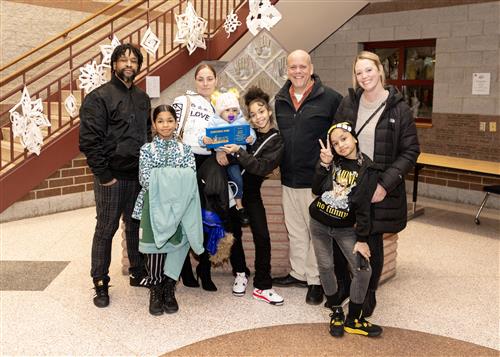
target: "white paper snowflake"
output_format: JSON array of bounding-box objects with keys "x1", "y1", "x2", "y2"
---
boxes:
[
  {"x1": 8, "y1": 86, "x2": 51, "y2": 155},
  {"x1": 246, "y1": 0, "x2": 282, "y2": 36},
  {"x1": 64, "y1": 93, "x2": 78, "y2": 118},
  {"x1": 141, "y1": 27, "x2": 160, "y2": 56},
  {"x1": 174, "y1": 1, "x2": 208, "y2": 55},
  {"x1": 100, "y1": 35, "x2": 121, "y2": 67},
  {"x1": 78, "y1": 60, "x2": 107, "y2": 94},
  {"x1": 223, "y1": 10, "x2": 242, "y2": 38}
]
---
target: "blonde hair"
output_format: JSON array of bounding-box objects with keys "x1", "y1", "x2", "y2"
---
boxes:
[{"x1": 352, "y1": 51, "x2": 386, "y2": 89}]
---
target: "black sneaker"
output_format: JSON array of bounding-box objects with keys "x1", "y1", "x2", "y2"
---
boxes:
[
  {"x1": 237, "y1": 208, "x2": 250, "y2": 226},
  {"x1": 149, "y1": 283, "x2": 164, "y2": 316},
  {"x1": 329, "y1": 306, "x2": 345, "y2": 337},
  {"x1": 93, "y1": 280, "x2": 109, "y2": 308},
  {"x1": 163, "y1": 277, "x2": 179, "y2": 314},
  {"x1": 130, "y1": 273, "x2": 149, "y2": 288},
  {"x1": 344, "y1": 316, "x2": 383, "y2": 337}
]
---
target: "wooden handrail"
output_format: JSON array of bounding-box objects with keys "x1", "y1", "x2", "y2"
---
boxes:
[
  {"x1": 0, "y1": 0, "x2": 125, "y2": 73},
  {"x1": 0, "y1": 0, "x2": 147, "y2": 88}
]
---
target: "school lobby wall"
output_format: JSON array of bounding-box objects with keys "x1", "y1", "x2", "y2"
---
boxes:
[{"x1": 310, "y1": 0, "x2": 500, "y2": 208}]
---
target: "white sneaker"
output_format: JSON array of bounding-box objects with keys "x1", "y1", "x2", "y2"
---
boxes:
[
  {"x1": 253, "y1": 288, "x2": 284, "y2": 305},
  {"x1": 232, "y1": 272, "x2": 248, "y2": 296}
]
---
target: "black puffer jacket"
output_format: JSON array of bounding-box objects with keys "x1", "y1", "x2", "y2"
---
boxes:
[
  {"x1": 79, "y1": 75, "x2": 151, "y2": 184},
  {"x1": 275, "y1": 74, "x2": 342, "y2": 188},
  {"x1": 334, "y1": 86, "x2": 420, "y2": 233}
]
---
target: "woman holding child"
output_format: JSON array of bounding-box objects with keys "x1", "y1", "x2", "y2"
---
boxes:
[{"x1": 172, "y1": 63, "x2": 219, "y2": 291}]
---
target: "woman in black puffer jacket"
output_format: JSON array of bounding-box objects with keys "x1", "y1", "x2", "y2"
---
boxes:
[{"x1": 334, "y1": 51, "x2": 420, "y2": 316}]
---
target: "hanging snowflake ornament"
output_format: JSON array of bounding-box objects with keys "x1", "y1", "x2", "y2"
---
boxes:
[
  {"x1": 246, "y1": 0, "x2": 282, "y2": 36},
  {"x1": 140, "y1": 27, "x2": 160, "y2": 56},
  {"x1": 100, "y1": 34, "x2": 121, "y2": 67},
  {"x1": 223, "y1": 10, "x2": 242, "y2": 38},
  {"x1": 64, "y1": 93, "x2": 78, "y2": 118},
  {"x1": 8, "y1": 86, "x2": 51, "y2": 155},
  {"x1": 174, "y1": 1, "x2": 208, "y2": 55},
  {"x1": 78, "y1": 60, "x2": 107, "y2": 94}
]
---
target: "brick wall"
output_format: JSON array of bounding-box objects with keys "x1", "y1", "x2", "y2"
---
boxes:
[{"x1": 17, "y1": 153, "x2": 94, "y2": 202}]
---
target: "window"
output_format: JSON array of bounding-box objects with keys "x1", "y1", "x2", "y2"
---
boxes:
[{"x1": 364, "y1": 39, "x2": 436, "y2": 124}]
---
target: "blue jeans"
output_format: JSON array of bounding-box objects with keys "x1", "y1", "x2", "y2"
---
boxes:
[
  {"x1": 310, "y1": 218, "x2": 371, "y2": 304},
  {"x1": 227, "y1": 164, "x2": 243, "y2": 200}
]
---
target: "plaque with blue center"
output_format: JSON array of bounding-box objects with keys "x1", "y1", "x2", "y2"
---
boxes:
[{"x1": 205, "y1": 124, "x2": 251, "y2": 148}]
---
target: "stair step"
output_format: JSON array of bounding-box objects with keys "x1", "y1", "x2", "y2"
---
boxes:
[{"x1": 1, "y1": 139, "x2": 25, "y2": 156}]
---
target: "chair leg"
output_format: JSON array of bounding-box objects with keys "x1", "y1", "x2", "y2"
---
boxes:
[{"x1": 474, "y1": 192, "x2": 490, "y2": 225}]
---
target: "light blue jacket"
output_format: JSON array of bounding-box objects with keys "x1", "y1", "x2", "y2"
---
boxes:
[{"x1": 139, "y1": 167, "x2": 204, "y2": 279}]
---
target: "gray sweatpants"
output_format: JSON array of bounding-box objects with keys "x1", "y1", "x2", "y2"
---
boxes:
[{"x1": 310, "y1": 218, "x2": 371, "y2": 304}]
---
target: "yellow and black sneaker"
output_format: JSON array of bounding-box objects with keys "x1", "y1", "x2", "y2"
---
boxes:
[
  {"x1": 344, "y1": 316, "x2": 383, "y2": 337},
  {"x1": 329, "y1": 306, "x2": 345, "y2": 337}
]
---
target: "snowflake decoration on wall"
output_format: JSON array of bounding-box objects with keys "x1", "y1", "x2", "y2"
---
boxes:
[
  {"x1": 64, "y1": 93, "x2": 78, "y2": 118},
  {"x1": 246, "y1": 0, "x2": 282, "y2": 36},
  {"x1": 78, "y1": 60, "x2": 107, "y2": 94},
  {"x1": 174, "y1": 1, "x2": 208, "y2": 55},
  {"x1": 141, "y1": 27, "x2": 160, "y2": 56},
  {"x1": 100, "y1": 35, "x2": 121, "y2": 67},
  {"x1": 9, "y1": 86, "x2": 51, "y2": 156},
  {"x1": 223, "y1": 10, "x2": 242, "y2": 38}
]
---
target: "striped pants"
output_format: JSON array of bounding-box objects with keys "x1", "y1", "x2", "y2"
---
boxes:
[
  {"x1": 90, "y1": 178, "x2": 144, "y2": 282},
  {"x1": 145, "y1": 253, "x2": 167, "y2": 286}
]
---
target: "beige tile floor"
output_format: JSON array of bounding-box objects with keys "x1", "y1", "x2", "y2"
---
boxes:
[{"x1": 1, "y1": 196, "x2": 499, "y2": 356}]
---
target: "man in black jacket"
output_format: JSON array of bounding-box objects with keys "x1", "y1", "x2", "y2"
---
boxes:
[
  {"x1": 79, "y1": 44, "x2": 151, "y2": 308},
  {"x1": 273, "y1": 50, "x2": 343, "y2": 305}
]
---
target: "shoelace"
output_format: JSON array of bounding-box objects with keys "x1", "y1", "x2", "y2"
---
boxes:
[{"x1": 355, "y1": 318, "x2": 372, "y2": 327}]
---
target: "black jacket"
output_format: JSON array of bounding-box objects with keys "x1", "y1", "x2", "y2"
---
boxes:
[
  {"x1": 310, "y1": 154, "x2": 378, "y2": 242},
  {"x1": 79, "y1": 75, "x2": 151, "y2": 184},
  {"x1": 275, "y1": 74, "x2": 342, "y2": 188},
  {"x1": 334, "y1": 86, "x2": 420, "y2": 233}
]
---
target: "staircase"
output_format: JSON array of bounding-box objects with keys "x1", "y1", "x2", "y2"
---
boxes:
[
  {"x1": 0, "y1": 0, "x2": 367, "y2": 215},
  {"x1": 0, "y1": 0, "x2": 250, "y2": 213}
]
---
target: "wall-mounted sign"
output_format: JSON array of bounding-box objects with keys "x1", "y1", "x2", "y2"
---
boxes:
[
  {"x1": 472, "y1": 73, "x2": 490, "y2": 95},
  {"x1": 146, "y1": 76, "x2": 160, "y2": 98}
]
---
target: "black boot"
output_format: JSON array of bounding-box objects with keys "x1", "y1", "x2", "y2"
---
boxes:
[
  {"x1": 362, "y1": 289, "x2": 377, "y2": 317},
  {"x1": 149, "y1": 282, "x2": 164, "y2": 316},
  {"x1": 196, "y1": 252, "x2": 217, "y2": 291},
  {"x1": 180, "y1": 255, "x2": 199, "y2": 288},
  {"x1": 93, "y1": 279, "x2": 109, "y2": 308},
  {"x1": 163, "y1": 277, "x2": 179, "y2": 314},
  {"x1": 324, "y1": 280, "x2": 351, "y2": 308}
]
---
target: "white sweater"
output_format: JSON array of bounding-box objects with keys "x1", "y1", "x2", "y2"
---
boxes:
[{"x1": 172, "y1": 90, "x2": 214, "y2": 155}]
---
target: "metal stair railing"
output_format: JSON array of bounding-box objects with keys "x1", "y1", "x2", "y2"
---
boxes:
[{"x1": 0, "y1": 0, "x2": 244, "y2": 174}]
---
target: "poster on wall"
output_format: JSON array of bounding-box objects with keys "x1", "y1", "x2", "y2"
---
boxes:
[
  {"x1": 472, "y1": 73, "x2": 490, "y2": 95},
  {"x1": 146, "y1": 76, "x2": 160, "y2": 98}
]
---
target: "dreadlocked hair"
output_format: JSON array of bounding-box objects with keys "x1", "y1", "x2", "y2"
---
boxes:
[{"x1": 110, "y1": 43, "x2": 143, "y2": 74}]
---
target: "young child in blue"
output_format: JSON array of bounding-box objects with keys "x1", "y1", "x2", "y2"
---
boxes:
[
  {"x1": 199, "y1": 91, "x2": 256, "y2": 226},
  {"x1": 309, "y1": 121, "x2": 383, "y2": 337},
  {"x1": 132, "y1": 105, "x2": 204, "y2": 316}
]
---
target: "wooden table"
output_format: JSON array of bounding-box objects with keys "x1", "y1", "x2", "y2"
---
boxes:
[{"x1": 410, "y1": 153, "x2": 500, "y2": 218}]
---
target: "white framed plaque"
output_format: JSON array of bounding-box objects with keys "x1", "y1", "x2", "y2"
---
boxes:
[{"x1": 472, "y1": 73, "x2": 490, "y2": 95}]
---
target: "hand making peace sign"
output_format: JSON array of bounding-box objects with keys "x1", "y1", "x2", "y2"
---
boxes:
[{"x1": 318, "y1": 136, "x2": 333, "y2": 166}]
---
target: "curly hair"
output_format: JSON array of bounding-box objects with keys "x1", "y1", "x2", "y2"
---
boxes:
[
  {"x1": 110, "y1": 43, "x2": 143, "y2": 74},
  {"x1": 244, "y1": 86, "x2": 270, "y2": 108}
]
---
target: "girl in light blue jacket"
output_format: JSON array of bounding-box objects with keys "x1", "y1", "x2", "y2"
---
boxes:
[{"x1": 133, "y1": 105, "x2": 203, "y2": 316}]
